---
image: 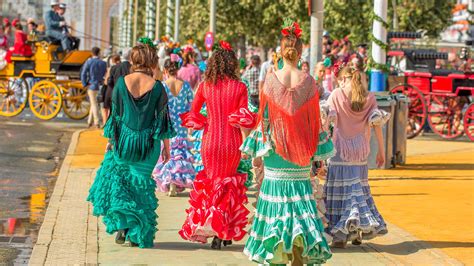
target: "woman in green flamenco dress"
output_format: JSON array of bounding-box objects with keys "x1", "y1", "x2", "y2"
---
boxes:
[
  {"x1": 241, "y1": 20, "x2": 332, "y2": 265},
  {"x1": 87, "y1": 41, "x2": 175, "y2": 248}
]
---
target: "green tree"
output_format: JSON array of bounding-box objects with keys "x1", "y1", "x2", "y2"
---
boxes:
[
  {"x1": 324, "y1": 0, "x2": 455, "y2": 45},
  {"x1": 150, "y1": 0, "x2": 454, "y2": 50}
]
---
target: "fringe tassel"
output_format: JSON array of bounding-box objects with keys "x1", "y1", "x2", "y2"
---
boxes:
[
  {"x1": 258, "y1": 93, "x2": 320, "y2": 167},
  {"x1": 334, "y1": 131, "x2": 369, "y2": 162}
]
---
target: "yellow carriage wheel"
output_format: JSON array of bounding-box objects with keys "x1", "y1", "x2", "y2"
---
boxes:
[
  {"x1": 62, "y1": 83, "x2": 90, "y2": 120},
  {"x1": 29, "y1": 80, "x2": 62, "y2": 120},
  {"x1": 0, "y1": 78, "x2": 29, "y2": 117}
]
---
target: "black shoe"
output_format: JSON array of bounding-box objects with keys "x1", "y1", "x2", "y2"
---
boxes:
[
  {"x1": 223, "y1": 240, "x2": 232, "y2": 246},
  {"x1": 352, "y1": 231, "x2": 363, "y2": 246},
  {"x1": 211, "y1": 236, "x2": 222, "y2": 250},
  {"x1": 115, "y1": 230, "x2": 126, "y2": 244},
  {"x1": 130, "y1": 241, "x2": 139, "y2": 247}
]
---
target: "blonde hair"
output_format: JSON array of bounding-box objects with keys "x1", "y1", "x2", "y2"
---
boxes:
[
  {"x1": 280, "y1": 35, "x2": 302, "y2": 64},
  {"x1": 338, "y1": 66, "x2": 368, "y2": 112}
]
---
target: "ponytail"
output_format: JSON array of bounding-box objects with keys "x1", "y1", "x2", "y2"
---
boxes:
[{"x1": 338, "y1": 66, "x2": 368, "y2": 112}]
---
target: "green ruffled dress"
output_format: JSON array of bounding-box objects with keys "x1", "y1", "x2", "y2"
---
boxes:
[
  {"x1": 87, "y1": 77, "x2": 175, "y2": 248},
  {"x1": 241, "y1": 117, "x2": 332, "y2": 265}
]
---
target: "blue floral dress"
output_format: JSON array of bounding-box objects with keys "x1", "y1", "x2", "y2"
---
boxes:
[{"x1": 153, "y1": 81, "x2": 196, "y2": 192}]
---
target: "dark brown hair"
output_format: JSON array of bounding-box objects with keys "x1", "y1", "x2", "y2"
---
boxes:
[
  {"x1": 204, "y1": 49, "x2": 239, "y2": 84},
  {"x1": 111, "y1": 54, "x2": 121, "y2": 65},
  {"x1": 280, "y1": 34, "x2": 303, "y2": 64},
  {"x1": 164, "y1": 58, "x2": 180, "y2": 76},
  {"x1": 130, "y1": 44, "x2": 158, "y2": 75}
]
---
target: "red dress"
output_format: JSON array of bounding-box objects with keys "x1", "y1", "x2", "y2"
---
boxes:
[
  {"x1": 6, "y1": 31, "x2": 32, "y2": 63},
  {"x1": 179, "y1": 78, "x2": 256, "y2": 243}
]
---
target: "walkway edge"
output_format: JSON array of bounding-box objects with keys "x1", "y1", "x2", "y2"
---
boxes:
[{"x1": 29, "y1": 129, "x2": 88, "y2": 265}]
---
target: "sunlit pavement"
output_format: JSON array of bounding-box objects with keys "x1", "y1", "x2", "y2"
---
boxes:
[
  {"x1": 27, "y1": 130, "x2": 472, "y2": 265},
  {"x1": 369, "y1": 135, "x2": 474, "y2": 264}
]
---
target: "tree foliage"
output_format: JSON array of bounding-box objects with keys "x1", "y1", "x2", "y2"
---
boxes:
[{"x1": 148, "y1": 0, "x2": 455, "y2": 49}]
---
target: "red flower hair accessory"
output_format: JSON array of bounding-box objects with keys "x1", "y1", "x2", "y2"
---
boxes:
[
  {"x1": 281, "y1": 18, "x2": 302, "y2": 39},
  {"x1": 219, "y1": 40, "x2": 232, "y2": 51},
  {"x1": 333, "y1": 61, "x2": 346, "y2": 78}
]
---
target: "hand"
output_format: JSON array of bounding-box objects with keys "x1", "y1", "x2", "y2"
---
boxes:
[
  {"x1": 241, "y1": 153, "x2": 249, "y2": 160},
  {"x1": 376, "y1": 151, "x2": 385, "y2": 168},
  {"x1": 161, "y1": 148, "x2": 171, "y2": 164},
  {"x1": 60, "y1": 21, "x2": 67, "y2": 27}
]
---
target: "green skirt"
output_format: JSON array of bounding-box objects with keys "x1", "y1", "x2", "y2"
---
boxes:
[
  {"x1": 87, "y1": 141, "x2": 161, "y2": 248},
  {"x1": 244, "y1": 152, "x2": 332, "y2": 264}
]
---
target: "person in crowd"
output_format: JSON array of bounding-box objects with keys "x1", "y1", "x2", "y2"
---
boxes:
[
  {"x1": 26, "y1": 18, "x2": 39, "y2": 42},
  {"x1": 179, "y1": 40, "x2": 256, "y2": 250},
  {"x1": 242, "y1": 20, "x2": 331, "y2": 265},
  {"x1": 0, "y1": 25, "x2": 8, "y2": 69},
  {"x1": 104, "y1": 49, "x2": 132, "y2": 124},
  {"x1": 177, "y1": 46, "x2": 201, "y2": 90},
  {"x1": 100, "y1": 54, "x2": 121, "y2": 122},
  {"x1": 301, "y1": 60, "x2": 310, "y2": 74},
  {"x1": 5, "y1": 19, "x2": 33, "y2": 63},
  {"x1": 0, "y1": 25, "x2": 8, "y2": 50},
  {"x1": 87, "y1": 40, "x2": 175, "y2": 248},
  {"x1": 153, "y1": 54, "x2": 196, "y2": 196},
  {"x1": 314, "y1": 61, "x2": 331, "y2": 101},
  {"x1": 356, "y1": 43, "x2": 368, "y2": 62},
  {"x1": 3, "y1": 18, "x2": 12, "y2": 46},
  {"x1": 81, "y1": 47, "x2": 107, "y2": 128},
  {"x1": 56, "y1": 3, "x2": 80, "y2": 50},
  {"x1": 258, "y1": 48, "x2": 275, "y2": 92},
  {"x1": 242, "y1": 55, "x2": 261, "y2": 110},
  {"x1": 325, "y1": 65, "x2": 389, "y2": 248},
  {"x1": 44, "y1": 0, "x2": 72, "y2": 51},
  {"x1": 338, "y1": 36, "x2": 352, "y2": 63}
]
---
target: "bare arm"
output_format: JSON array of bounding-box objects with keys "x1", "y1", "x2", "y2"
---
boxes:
[{"x1": 374, "y1": 125, "x2": 385, "y2": 168}]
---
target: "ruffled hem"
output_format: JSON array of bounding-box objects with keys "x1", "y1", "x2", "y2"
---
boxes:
[
  {"x1": 87, "y1": 152, "x2": 158, "y2": 248},
  {"x1": 244, "y1": 170, "x2": 332, "y2": 264},
  {"x1": 240, "y1": 129, "x2": 272, "y2": 158},
  {"x1": 179, "y1": 171, "x2": 249, "y2": 243},
  {"x1": 180, "y1": 111, "x2": 207, "y2": 130},
  {"x1": 244, "y1": 231, "x2": 332, "y2": 265},
  {"x1": 228, "y1": 107, "x2": 257, "y2": 129},
  {"x1": 369, "y1": 109, "x2": 391, "y2": 127},
  {"x1": 325, "y1": 163, "x2": 387, "y2": 242},
  {"x1": 237, "y1": 158, "x2": 254, "y2": 188},
  {"x1": 313, "y1": 131, "x2": 335, "y2": 161}
]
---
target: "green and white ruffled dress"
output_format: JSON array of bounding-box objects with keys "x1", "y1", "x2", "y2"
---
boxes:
[{"x1": 241, "y1": 119, "x2": 332, "y2": 265}]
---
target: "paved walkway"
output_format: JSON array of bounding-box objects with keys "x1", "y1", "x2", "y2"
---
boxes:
[{"x1": 29, "y1": 130, "x2": 467, "y2": 265}]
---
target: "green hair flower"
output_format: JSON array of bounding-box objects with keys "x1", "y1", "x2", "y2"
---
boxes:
[{"x1": 137, "y1": 37, "x2": 156, "y2": 48}]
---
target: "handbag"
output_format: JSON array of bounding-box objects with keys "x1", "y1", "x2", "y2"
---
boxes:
[{"x1": 97, "y1": 84, "x2": 107, "y2": 103}]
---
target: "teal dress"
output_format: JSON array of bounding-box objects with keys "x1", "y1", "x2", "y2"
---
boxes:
[
  {"x1": 241, "y1": 113, "x2": 332, "y2": 265},
  {"x1": 87, "y1": 77, "x2": 175, "y2": 248}
]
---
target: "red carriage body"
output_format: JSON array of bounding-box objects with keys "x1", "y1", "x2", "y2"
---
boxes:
[{"x1": 387, "y1": 32, "x2": 474, "y2": 140}]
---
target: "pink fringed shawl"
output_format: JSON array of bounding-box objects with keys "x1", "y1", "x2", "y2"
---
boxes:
[{"x1": 328, "y1": 88, "x2": 377, "y2": 162}]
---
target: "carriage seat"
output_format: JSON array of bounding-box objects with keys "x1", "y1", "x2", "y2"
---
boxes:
[
  {"x1": 10, "y1": 54, "x2": 33, "y2": 61},
  {"x1": 42, "y1": 36, "x2": 62, "y2": 46}
]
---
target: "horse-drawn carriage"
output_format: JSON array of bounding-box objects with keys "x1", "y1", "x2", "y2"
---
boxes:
[
  {"x1": 0, "y1": 41, "x2": 92, "y2": 120},
  {"x1": 387, "y1": 32, "x2": 474, "y2": 141}
]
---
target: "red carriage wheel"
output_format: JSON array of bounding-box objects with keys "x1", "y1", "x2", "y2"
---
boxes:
[
  {"x1": 390, "y1": 84, "x2": 427, "y2": 139},
  {"x1": 463, "y1": 103, "x2": 474, "y2": 141},
  {"x1": 428, "y1": 95, "x2": 467, "y2": 140}
]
